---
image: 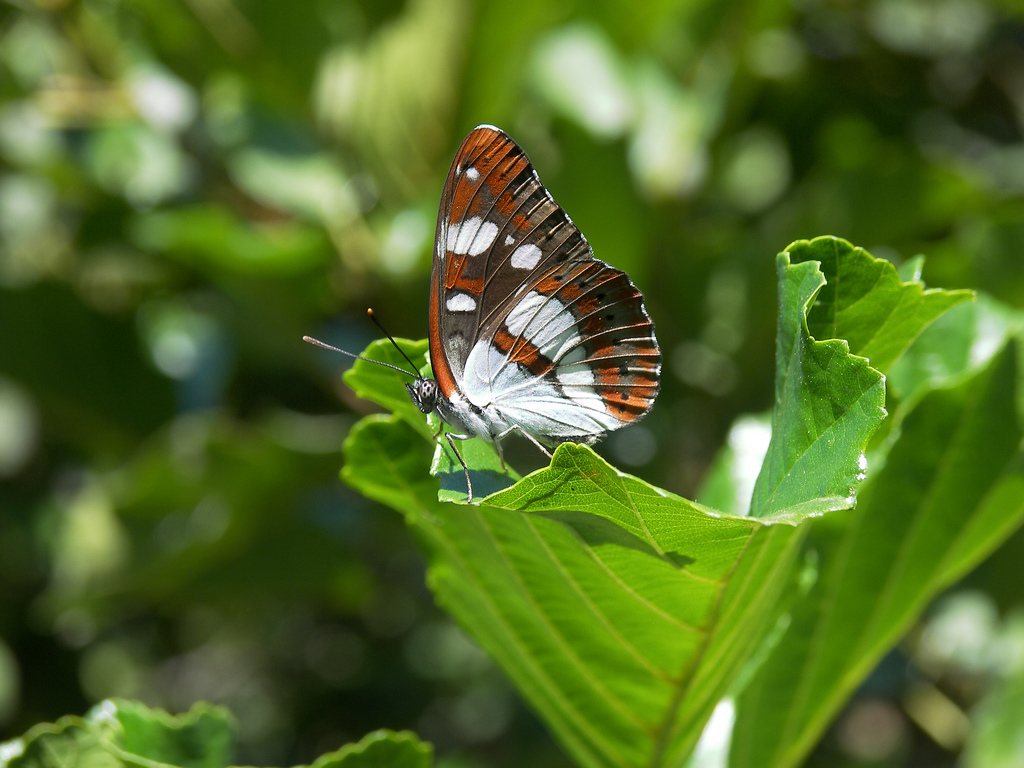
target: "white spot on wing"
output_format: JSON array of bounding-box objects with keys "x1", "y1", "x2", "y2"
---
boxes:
[
  {"x1": 557, "y1": 365, "x2": 595, "y2": 387},
  {"x1": 446, "y1": 293, "x2": 477, "y2": 312},
  {"x1": 504, "y1": 291, "x2": 581, "y2": 360},
  {"x1": 510, "y1": 243, "x2": 542, "y2": 269},
  {"x1": 505, "y1": 291, "x2": 547, "y2": 336},
  {"x1": 465, "y1": 166, "x2": 480, "y2": 181},
  {"x1": 468, "y1": 221, "x2": 498, "y2": 255},
  {"x1": 504, "y1": 234, "x2": 515, "y2": 246},
  {"x1": 449, "y1": 216, "x2": 499, "y2": 256}
]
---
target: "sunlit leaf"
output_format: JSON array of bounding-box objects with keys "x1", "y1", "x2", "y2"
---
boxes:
[
  {"x1": 792, "y1": 237, "x2": 973, "y2": 372},
  {"x1": 731, "y1": 341, "x2": 1024, "y2": 768},
  {"x1": 3, "y1": 699, "x2": 234, "y2": 768},
  {"x1": 750, "y1": 245, "x2": 886, "y2": 520},
  {"x1": 344, "y1": 417, "x2": 804, "y2": 768}
]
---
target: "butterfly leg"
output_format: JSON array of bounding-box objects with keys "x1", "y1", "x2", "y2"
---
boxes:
[
  {"x1": 445, "y1": 431, "x2": 475, "y2": 503},
  {"x1": 495, "y1": 425, "x2": 554, "y2": 460}
]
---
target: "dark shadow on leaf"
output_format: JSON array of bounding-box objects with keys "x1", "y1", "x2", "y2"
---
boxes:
[
  {"x1": 437, "y1": 466, "x2": 516, "y2": 503},
  {"x1": 531, "y1": 509, "x2": 696, "y2": 570}
]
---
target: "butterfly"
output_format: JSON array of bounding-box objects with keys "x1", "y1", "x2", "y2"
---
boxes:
[{"x1": 308, "y1": 125, "x2": 661, "y2": 502}]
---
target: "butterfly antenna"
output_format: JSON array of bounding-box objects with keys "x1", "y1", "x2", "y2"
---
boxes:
[
  {"x1": 302, "y1": 335, "x2": 417, "y2": 378},
  {"x1": 366, "y1": 308, "x2": 423, "y2": 375}
]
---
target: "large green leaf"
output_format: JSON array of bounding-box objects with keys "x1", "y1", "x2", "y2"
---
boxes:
[
  {"x1": 0, "y1": 699, "x2": 431, "y2": 768},
  {"x1": 338, "y1": 241, "x2": 922, "y2": 767},
  {"x1": 731, "y1": 341, "x2": 1024, "y2": 768},
  {"x1": 344, "y1": 420, "x2": 804, "y2": 768}
]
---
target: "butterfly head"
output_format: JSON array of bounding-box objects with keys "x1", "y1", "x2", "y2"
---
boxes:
[{"x1": 406, "y1": 377, "x2": 439, "y2": 414}]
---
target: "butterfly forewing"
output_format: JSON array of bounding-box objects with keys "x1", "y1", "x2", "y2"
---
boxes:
[{"x1": 430, "y1": 125, "x2": 660, "y2": 443}]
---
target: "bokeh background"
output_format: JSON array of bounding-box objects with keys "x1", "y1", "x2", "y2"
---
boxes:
[{"x1": 2, "y1": 0, "x2": 1024, "y2": 766}]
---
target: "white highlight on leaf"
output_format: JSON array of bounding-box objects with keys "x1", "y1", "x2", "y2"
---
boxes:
[
  {"x1": 856, "y1": 451, "x2": 868, "y2": 481},
  {"x1": 447, "y1": 216, "x2": 499, "y2": 256},
  {"x1": 446, "y1": 293, "x2": 477, "y2": 312},
  {"x1": 691, "y1": 698, "x2": 735, "y2": 768},
  {"x1": 465, "y1": 166, "x2": 480, "y2": 181},
  {"x1": 0, "y1": 740, "x2": 24, "y2": 762},
  {"x1": 510, "y1": 243, "x2": 542, "y2": 269}
]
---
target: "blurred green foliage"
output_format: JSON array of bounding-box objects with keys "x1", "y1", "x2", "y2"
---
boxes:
[{"x1": 2, "y1": 0, "x2": 1024, "y2": 766}]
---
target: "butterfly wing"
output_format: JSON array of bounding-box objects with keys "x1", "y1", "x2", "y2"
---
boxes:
[{"x1": 430, "y1": 125, "x2": 660, "y2": 441}]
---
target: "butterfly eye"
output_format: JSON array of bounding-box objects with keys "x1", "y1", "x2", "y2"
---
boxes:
[{"x1": 406, "y1": 379, "x2": 439, "y2": 414}]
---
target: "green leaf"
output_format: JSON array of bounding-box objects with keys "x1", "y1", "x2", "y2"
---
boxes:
[
  {"x1": 731, "y1": 341, "x2": 1024, "y2": 768},
  {"x1": 344, "y1": 415, "x2": 805, "y2": 768},
  {"x1": 0, "y1": 700, "x2": 431, "y2": 768},
  {"x1": 2, "y1": 718, "x2": 114, "y2": 768},
  {"x1": 750, "y1": 247, "x2": 887, "y2": 520},
  {"x1": 887, "y1": 293, "x2": 1024, "y2": 401},
  {"x1": 706, "y1": 240, "x2": 972, "y2": 518},
  {"x1": 3, "y1": 699, "x2": 235, "y2": 768},
  {"x1": 790, "y1": 237, "x2": 973, "y2": 373},
  {"x1": 98, "y1": 699, "x2": 234, "y2": 768},
  {"x1": 309, "y1": 729, "x2": 432, "y2": 768}
]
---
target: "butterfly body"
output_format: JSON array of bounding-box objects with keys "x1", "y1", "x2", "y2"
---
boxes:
[{"x1": 416, "y1": 125, "x2": 661, "y2": 496}]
